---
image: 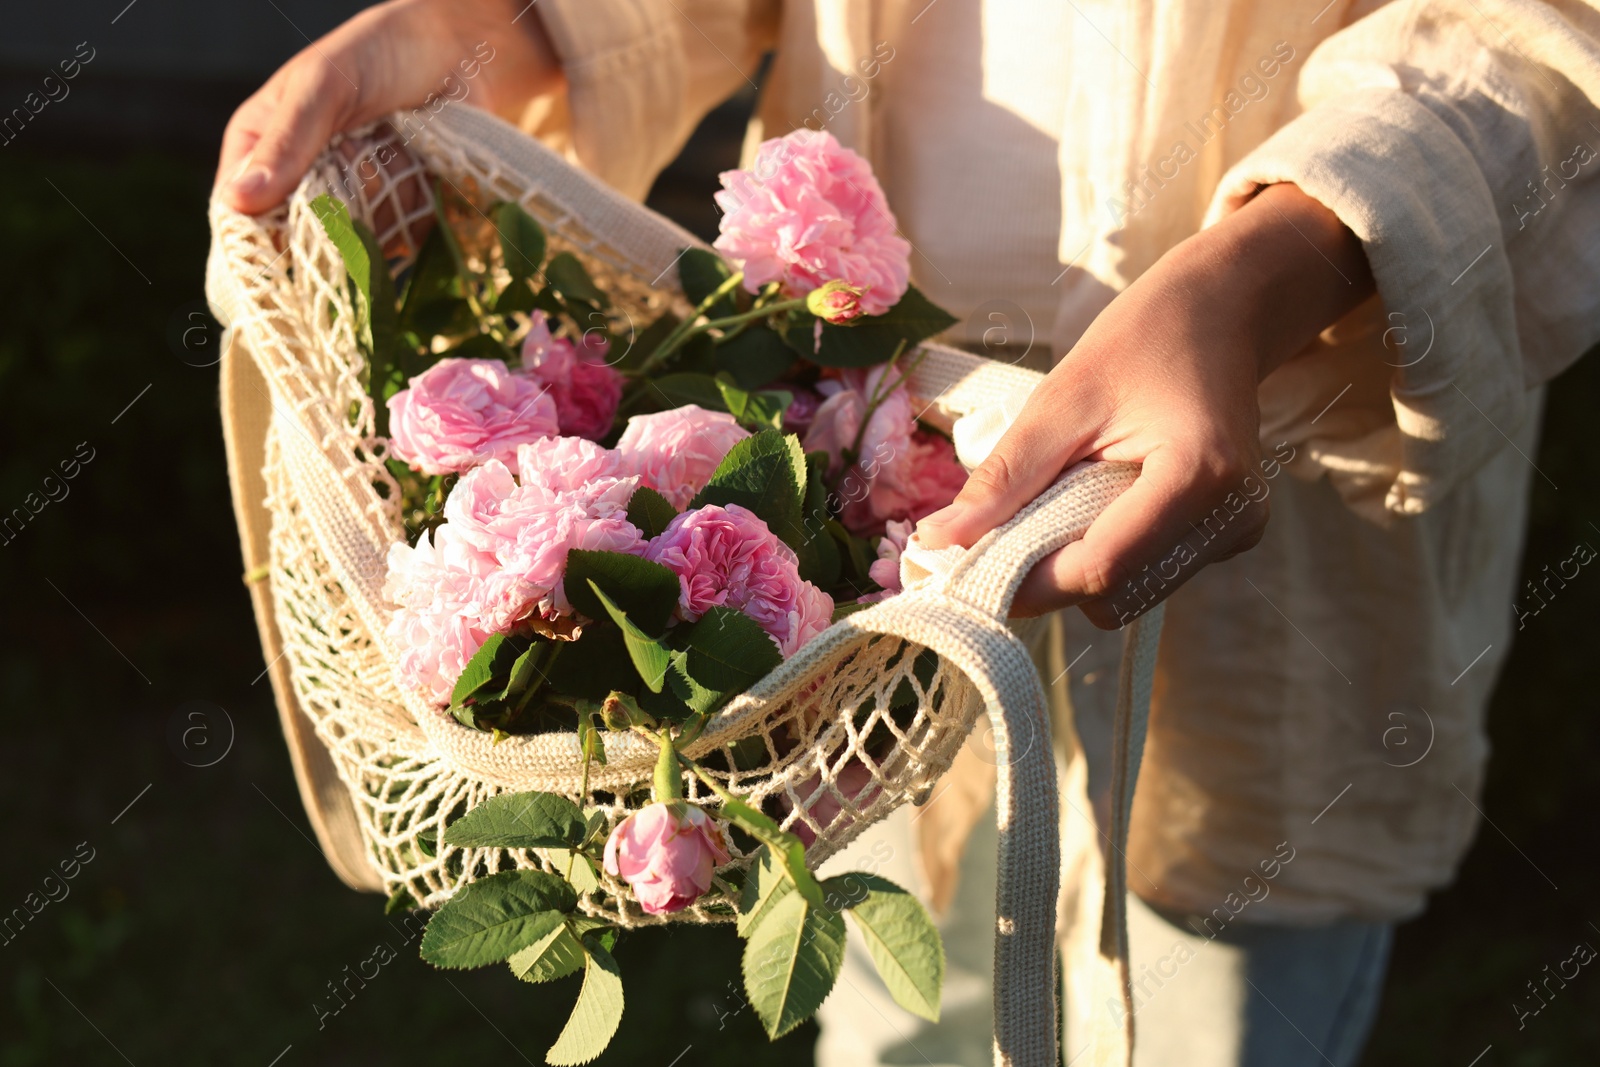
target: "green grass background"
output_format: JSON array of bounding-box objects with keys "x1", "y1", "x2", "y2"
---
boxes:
[{"x1": 0, "y1": 140, "x2": 1595, "y2": 1066}]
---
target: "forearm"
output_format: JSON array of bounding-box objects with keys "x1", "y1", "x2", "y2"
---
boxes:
[{"x1": 1191, "y1": 182, "x2": 1376, "y2": 380}]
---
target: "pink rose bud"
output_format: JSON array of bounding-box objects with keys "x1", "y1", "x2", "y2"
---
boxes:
[
  {"x1": 603, "y1": 802, "x2": 732, "y2": 915},
  {"x1": 806, "y1": 281, "x2": 868, "y2": 325}
]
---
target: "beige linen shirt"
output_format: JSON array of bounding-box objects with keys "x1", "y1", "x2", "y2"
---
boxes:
[{"x1": 526, "y1": 0, "x2": 1600, "y2": 923}]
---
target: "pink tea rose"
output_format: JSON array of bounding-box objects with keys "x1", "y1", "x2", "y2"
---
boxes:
[
  {"x1": 802, "y1": 364, "x2": 966, "y2": 536},
  {"x1": 714, "y1": 129, "x2": 911, "y2": 316},
  {"x1": 444, "y1": 439, "x2": 644, "y2": 625},
  {"x1": 386, "y1": 357, "x2": 559, "y2": 475},
  {"x1": 603, "y1": 802, "x2": 731, "y2": 914},
  {"x1": 844, "y1": 429, "x2": 967, "y2": 534},
  {"x1": 858, "y1": 519, "x2": 914, "y2": 604},
  {"x1": 520, "y1": 311, "x2": 624, "y2": 441},
  {"x1": 614, "y1": 405, "x2": 750, "y2": 510},
  {"x1": 803, "y1": 365, "x2": 913, "y2": 476},
  {"x1": 383, "y1": 524, "x2": 500, "y2": 706},
  {"x1": 787, "y1": 758, "x2": 881, "y2": 847},
  {"x1": 643, "y1": 503, "x2": 834, "y2": 657}
]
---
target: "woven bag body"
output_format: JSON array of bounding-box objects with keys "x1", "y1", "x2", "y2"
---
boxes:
[{"x1": 208, "y1": 106, "x2": 1159, "y2": 1067}]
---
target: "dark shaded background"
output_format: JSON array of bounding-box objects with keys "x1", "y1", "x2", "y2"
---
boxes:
[{"x1": 1, "y1": 4, "x2": 1596, "y2": 1065}]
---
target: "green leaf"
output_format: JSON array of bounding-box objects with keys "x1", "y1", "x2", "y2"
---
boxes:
[
  {"x1": 674, "y1": 332, "x2": 718, "y2": 374},
  {"x1": 431, "y1": 181, "x2": 472, "y2": 280},
  {"x1": 714, "y1": 325, "x2": 796, "y2": 389},
  {"x1": 532, "y1": 283, "x2": 567, "y2": 319},
  {"x1": 741, "y1": 888, "x2": 846, "y2": 1039},
  {"x1": 310, "y1": 195, "x2": 374, "y2": 312},
  {"x1": 786, "y1": 284, "x2": 957, "y2": 368},
  {"x1": 399, "y1": 225, "x2": 463, "y2": 340},
  {"x1": 385, "y1": 886, "x2": 419, "y2": 915},
  {"x1": 497, "y1": 642, "x2": 549, "y2": 703},
  {"x1": 575, "y1": 712, "x2": 608, "y2": 767},
  {"x1": 715, "y1": 375, "x2": 792, "y2": 431},
  {"x1": 543, "y1": 624, "x2": 633, "y2": 701},
  {"x1": 588, "y1": 582, "x2": 671, "y2": 693},
  {"x1": 826, "y1": 874, "x2": 944, "y2": 1021},
  {"x1": 798, "y1": 451, "x2": 841, "y2": 588},
  {"x1": 446, "y1": 332, "x2": 518, "y2": 364},
  {"x1": 310, "y1": 194, "x2": 403, "y2": 436},
  {"x1": 737, "y1": 847, "x2": 791, "y2": 937},
  {"x1": 408, "y1": 296, "x2": 476, "y2": 342},
  {"x1": 493, "y1": 277, "x2": 537, "y2": 314},
  {"x1": 718, "y1": 806, "x2": 824, "y2": 910},
  {"x1": 625, "y1": 486, "x2": 679, "y2": 540},
  {"x1": 564, "y1": 550, "x2": 681, "y2": 634},
  {"x1": 508, "y1": 920, "x2": 586, "y2": 984},
  {"x1": 451, "y1": 633, "x2": 529, "y2": 710},
  {"x1": 444, "y1": 791, "x2": 588, "y2": 850},
  {"x1": 693, "y1": 430, "x2": 827, "y2": 580},
  {"x1": 678, "y1": 607, "x2": 783, "y2": 693},
  {"x1": 678, "y1": 247, "x2": 739, "y2": 317},
  {"x1": 546, "y1": 849, "x2": 601, "y2": 894},
  {"x1": 494, "y1": 201, "x2": 547, "y2": 280},
  {"x1": 666, "y1": 654, "x2": 724, "y2": 716},
  {"x1": 546, "y1": 940, "x2": 625, "y2": 1066},
  {"x1": 637, "y1": 678, "x2": 696, "y2": 723},
  {"x1": 641, "y1": 371, "x2": 728, "y2": 413},
  {"x1": 419, "y1": 871, "x2": 576, "y2": 969},
  {"x1": 691, "y1": 429, "x2": 807, "y2": 534},
  {"x1": 545, "y1": 251, "x2": 608, "y2": 309},
  {"x1": 612, "y1": 311, "x2": 679, "y2": 373}
]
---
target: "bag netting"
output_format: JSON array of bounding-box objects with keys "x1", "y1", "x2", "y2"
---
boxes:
[{"x1": 208, "y1": 105, "x2": 1160, "y2": 1067}]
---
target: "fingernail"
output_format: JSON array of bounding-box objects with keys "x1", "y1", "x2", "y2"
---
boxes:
[
  {"x1": 230, "y1": 165, "x2": 270, "y2": 198},
  {"x1": 919, "y1": 503, "x2": 963, "y2": 529}
]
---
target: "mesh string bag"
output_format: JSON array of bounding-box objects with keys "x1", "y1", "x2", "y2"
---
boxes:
[{"x1": 207, "y1": 105, "x2": 1162, "y2": 1067}]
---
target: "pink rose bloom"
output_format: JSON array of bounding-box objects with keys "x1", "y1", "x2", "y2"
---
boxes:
[
  {"x1": 614, "y1": 405, "x2": 750, "y2": 510},
  {"x1": 787, "y1": 759, "x2": 881, "y2": 847},
  {"x1": 802, "y1": 363, "x2": 966, "y2": 535},
  {"x1": 386, "y1": 358, "x2": 559, "y2": 475},
  {"x1": 603, "y1": 803, "x2": 731, "y2": 915},
  {"x1": 713, "y1": 130, "x2": 911, "y2": 316},
  {"x1": 444, "y1": 438, "x2": 644, "y2": 625},
  {"x1": 520, "y1": 311, "x2": 624, "y2": 441},
  {"x1": 845, "y1": 429, "x2": 967, "y2": 533},
  {"x1": 803, "y1": 365, "x2": 913, "y2": 477},
  {"x1": 859, "y1": 519, "x2": 914, "y2": 604},
  {"x1": 383, "y1": 524, "x2": 500, "y2": 706},
  {"x1": 643, "y1": 503, "x2": 834, "y2": 657}
]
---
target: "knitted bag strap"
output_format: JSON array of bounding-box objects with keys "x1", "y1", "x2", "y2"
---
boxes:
[{"x1": 896, "y1": 463, "x2": 1162, "y2": 1067}]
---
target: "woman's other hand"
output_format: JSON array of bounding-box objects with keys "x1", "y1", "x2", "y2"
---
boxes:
[{"x1": 215, "y1": 0, "x2": 561, "y2": 214}]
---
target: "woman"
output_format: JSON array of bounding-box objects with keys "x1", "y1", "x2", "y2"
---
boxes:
[{"x1": 216, "y1": 2, "x2": 1600, "y2": 1063}]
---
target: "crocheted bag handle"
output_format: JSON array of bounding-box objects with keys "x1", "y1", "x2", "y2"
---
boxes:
[{"x1": 887, "y1": 463, "x2": 1162, "y2": 1067}]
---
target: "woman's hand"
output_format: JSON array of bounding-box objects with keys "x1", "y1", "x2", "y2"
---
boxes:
[
  {"x1": 215, "y1": 0, "x2": 561, "y2": 214},
  {"x1": 916, "y1": 183, "x2": 1375, "y2": 626}
]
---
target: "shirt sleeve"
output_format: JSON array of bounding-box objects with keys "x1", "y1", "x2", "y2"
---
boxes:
[
  {"x1": 1206, "y1": 0, "x2": 1600, "y2": 516},
  {"x1": 529, "y1": 0, "x2": 778, "y2": 201}
]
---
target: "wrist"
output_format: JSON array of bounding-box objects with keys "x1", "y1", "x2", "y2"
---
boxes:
[{"x1": 1197, "y1": 183, "x2": 1375, "y2": 380}]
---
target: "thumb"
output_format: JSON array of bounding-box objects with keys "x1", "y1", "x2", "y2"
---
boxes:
[
  {"x1": 220, "y1": 60, "x2": 356, "y2": 214},
  {"x1": 917, "y1": 391, "x2": 1094, "y2": 551}
]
